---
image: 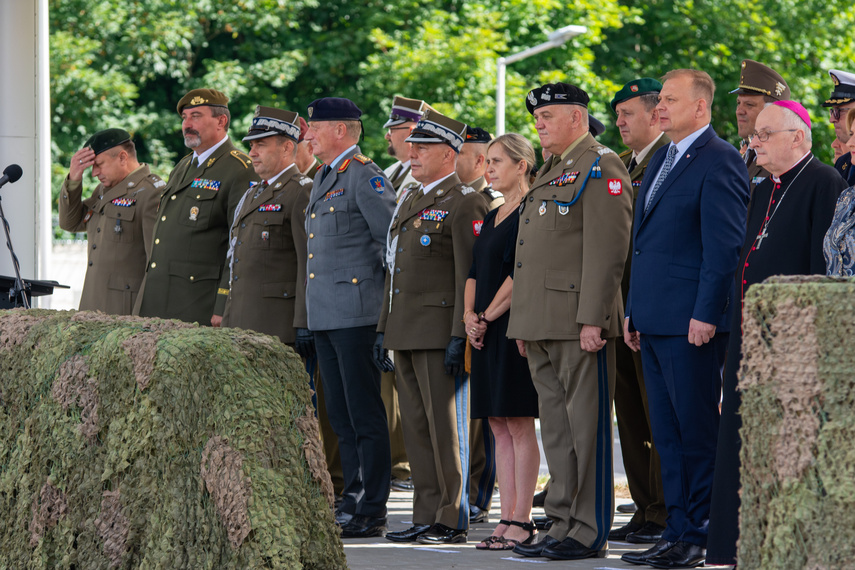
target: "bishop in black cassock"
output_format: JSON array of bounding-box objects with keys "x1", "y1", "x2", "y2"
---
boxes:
[{"x1": 707, "y1": 102, "x2": 847, "y2": 565}]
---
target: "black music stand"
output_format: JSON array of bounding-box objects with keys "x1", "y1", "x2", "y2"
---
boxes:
[{"x1": 0, "y1": 276, "x2": 69, "y2": 309}]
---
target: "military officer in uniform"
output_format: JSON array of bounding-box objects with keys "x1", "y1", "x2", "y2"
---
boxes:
[
  {"x1": 822, "y1": 69, "x2": 855, "y2": 185},
  {"x1": 384, "y1": 96, "x2": 431, "y2": 196},
  {"x1": 508, "y1": 83, "x2": 632, "y2": 561},
  {"x1": 134, "y1": 88, "x2": 258, "y2": 324},
  {"x1": 607, "y1": 78, "x2": 669, "y2": 544},
  {"x1": 59, "y1": 128, "x2": 162, "y2": 314},
  {"x1": 730, "y1": 59, "x2": 790, "y2": 192},
  {"x1": 379, "y1": 109, "x2": 490, "y2": 545},
  {"x1": 303, "y1": 97, "x2": 396, "y2": 539},
  {"x1": 221, "y1": 105, "x2": 312, "y2": 345}
]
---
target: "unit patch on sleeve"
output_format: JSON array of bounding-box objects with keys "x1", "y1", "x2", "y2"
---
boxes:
[
  {"x1": 473, "y1": 220, "x2": 483, "y2": 236},
  {"x1": 369, "y1": 176, "x2": 386, "y2": 194},
  {"x1": 607, "y1": 179, "x2": 623, "y2": 196}
]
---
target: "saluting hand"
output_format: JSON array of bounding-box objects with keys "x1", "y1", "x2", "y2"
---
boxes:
[
  {"x1": 688, "y1": 318, "x2": 716, "y2": 346},
  {"x1": 69, "y1": 147, "x2": 96, "y2": 181}
]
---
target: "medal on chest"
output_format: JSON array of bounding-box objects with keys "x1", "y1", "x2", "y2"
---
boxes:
[
  {"x1": 189, "y1": 206, "x2": 199, "y2": 221},
  {"x1": 539, "y1": 201, "x2": 547, "y2": 216}
]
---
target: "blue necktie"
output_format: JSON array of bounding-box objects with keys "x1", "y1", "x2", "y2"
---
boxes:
[{"x1": 645, "y1": 145, "x2": 678, "y2": 214}]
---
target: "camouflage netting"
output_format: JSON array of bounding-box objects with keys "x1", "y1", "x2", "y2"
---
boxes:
[
  {"x1": 739, "y1": 275, "x2": 855, "y2": 569},
  {"x1": 0, "y1": 309, "x2": 345, "y2": 569}
]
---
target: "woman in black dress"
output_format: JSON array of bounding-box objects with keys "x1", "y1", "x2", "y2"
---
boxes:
[{"x1": 464, "y1": 133, "x2": 540, "y2": 550}]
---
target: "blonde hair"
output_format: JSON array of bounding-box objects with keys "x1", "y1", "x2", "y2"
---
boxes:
[
  {"x1": 487, "y1": 133, "x2": 537, "y2": 177},
  {"x1": 847, "y1": 108, "x2": 855, "y2": 132}
]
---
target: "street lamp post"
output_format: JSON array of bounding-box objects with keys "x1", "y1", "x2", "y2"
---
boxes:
[{"x1": 495, "y1": 25, "x2": 587, "y2": 136}]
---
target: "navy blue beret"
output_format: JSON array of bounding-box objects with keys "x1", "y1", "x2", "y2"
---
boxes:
[{"x1": 307, "y1": 97, "x2": 363, "y2": 121}]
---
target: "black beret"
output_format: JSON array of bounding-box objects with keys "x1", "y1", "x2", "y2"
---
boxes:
[
  {"x1": 176, "y1": 89, "x2": 229, "y2": 114},
  {"x1": 526, "y1": 83, "x2": 589, "y2": 114},
  {"x1": 610, "y1": 78, "x2": 663, "y2": 112},
  {"x1": 464, "y1": 126, "x2": 492, "y2": 144},
  {"x1": 84, "y1": 128, "x2": 132, "y2": 155},
  {"x1": 307, "y1": 97, "x2": 363, "y2": 121}
]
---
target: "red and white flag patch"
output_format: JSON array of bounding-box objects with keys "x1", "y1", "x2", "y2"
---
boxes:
[
  {"x1": 607, "y1": 179, "x2": 623, "y2": 196},
  {"x1": 473, "y1": 220, "x2": 483, "y2": 236}
]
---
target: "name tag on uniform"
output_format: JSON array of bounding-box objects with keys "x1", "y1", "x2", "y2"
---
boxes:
[{"x1": 324, "y1": 188, "x2": 345, "y2": 201}]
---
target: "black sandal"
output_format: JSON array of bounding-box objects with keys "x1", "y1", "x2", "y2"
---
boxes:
[
  {"x1": 503, "y1": 520, "x2": 537, "y2": 548},
  {"x1": 475, "y1": 519, "x2": 511, "y2": 550}
]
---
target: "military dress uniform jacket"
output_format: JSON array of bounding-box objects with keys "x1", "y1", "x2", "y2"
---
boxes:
[
  {"x1": 745, "y1": 149, "x2": 770, "y2": 194},
  {"x1": 58, "y1": 165, "x2": 162, "y2": 314},
  {"x1": 384, "y1": 160, "x2": 417, "y2": 198},
  {"x1": 221, "y1": 167, "x2": 312, "y2": 343},
  {"x1": 134, "y1": 139, "x2": 258, "y2": 323},
  {"x1": 507, "y1": 133, "x2": 633, "y2": 341},
  {"x1": 378, "y1": 174, "x2": 490, "y2": 350},
  {"x1": 305, "y1": 147, "x2": 396, "y2": 331}
]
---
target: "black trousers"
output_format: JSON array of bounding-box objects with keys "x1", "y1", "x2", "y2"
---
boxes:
[{"x1": 314, "y1": 325, "x2": 391, "y2": 518}]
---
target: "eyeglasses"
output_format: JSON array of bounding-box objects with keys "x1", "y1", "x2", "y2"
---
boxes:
[
  {"x1": 830, "y1": 106, "x2": 855, "y2": 122},
  {"x1": 749, "y1": 129, "x2": 797, "y2": 142}
]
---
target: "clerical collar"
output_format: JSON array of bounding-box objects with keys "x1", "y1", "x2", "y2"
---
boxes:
[
  {"x1": 193, "y1": 134, "x2": 229, "y2": 166},
  {"x1": 632, "y1": 132, "x2": 665, "y2": 165},
  {"x1": 421, "y1": 172, "x2": 455, "y2": 195},
  {"x1": 266, "y1": 163, "x2": 296, "y2": 186},
  {"x1": 770, "y1": 151, "x2": 812, "y2": 184}
]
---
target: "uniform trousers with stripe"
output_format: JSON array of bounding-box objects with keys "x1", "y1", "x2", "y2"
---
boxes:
[
  {"x1": 525, "y1": 339, "x2": 615, "y2": 550},
  {"x1": 640, "y1": 333, "x2": 727, "y2": 546},
  {"x1": 395, "y1": 349, "x2": 470, "y2": 530}
]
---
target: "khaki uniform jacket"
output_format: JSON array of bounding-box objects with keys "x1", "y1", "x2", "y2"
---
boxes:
[
  {"x1": 134, "y1": 139, "x2": 258, "y2": 323},
  {"x1": 507, "y1": 133, "x2": 633, "y2": 341},
  {"x1": 221, "y1": 166, "x2": 312, "y2": 343},
  {"x1": 58, "y1": 165, "x2": 161, "y2": 314},
  {"x1": 618, "y1": 134, "x2": 670, "y2": 304},
  {"x1": 305, "y1": 147, "x2": 396, "y2": 331},
  {"x1": 378, "y1": 173, "x2": 490, "y2": 350}
]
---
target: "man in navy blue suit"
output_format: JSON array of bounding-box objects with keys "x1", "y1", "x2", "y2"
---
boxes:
[{"x1": 622, "y1": 69, "x2": 749, "y2": 569}]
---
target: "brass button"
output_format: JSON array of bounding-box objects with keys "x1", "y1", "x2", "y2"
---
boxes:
[
  {"x1": 308, "y1": 253, "x2": 314, "y2": 259},
  {"x1": 309, "y1": 273, "x2": 315, "y2": 279},
  {"x1": 196, "y1": 194, "x2": 201, "y2": 199},
  {"x1": 329, "y1": 206, "x2": 335, "y2": 212},
  {"x1": 170, "y1": 195, "x2": 176, "y2": 200},
  {"x1": 309, "y1": 233, "x2": 314, "y2": 239},
  {"x1": 311, "y1": 213, "x2": 316, "y2": 219},
  {"x1": 189, "y1": 276, "x2": 195, "y2": 281},
  {"x1": 161, "y1": 215, "x2": 166, "y2": 221},
  {"x1": 150, "y1": 262, "x2": 156, "y2": 268},
  {"x1": 351, "y1": 278, "x2": 358, "y2": 284},
  {"x1": 155, "y1": 238, "x2": 160, "y2": 245}
]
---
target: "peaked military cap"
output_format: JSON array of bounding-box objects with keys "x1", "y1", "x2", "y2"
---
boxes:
[
  {"x1": 84, "y1": 128, "x2": 132, "y2": 155},
  {"x1": 306, "y1": 97, "x2": 363, "y2": 121},
  {"x1": 464, "y1": 126, "x2": 492, "y2": 144},
  {"x1": 610, "y1": 78, "x2": 663, "y2": 112},
  {"x1": 243, "y1": 106, "x2": 301, "y2": 142},
  {"x1": 406, "y1": 109, "x2": 467, "y2": 153},
  {"x1": 384, "y1": 96, "x2": 431, "y2": 128},
  {"x1": 730, "y1": 60, "x2": 790, "y2": 100},
  {"x1": 823, "y1": 69, "x2": 855, "y2": 107},
  {"x1": 176, "y1": 88, "x2": 229, "y2": 114},
  {"x1": 588, "y1": 115, "x2": 605, "y2": 137},
  {"x1": 525, "y1": 82, "x2": 589, "y2": 114}
]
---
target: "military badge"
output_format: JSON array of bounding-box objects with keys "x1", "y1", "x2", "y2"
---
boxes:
[
  {"x1": 419, "y1": 209, "x2": 448, "y2": 222},
  {"x1": 548, "y1": 172, "x2": 580, "y2": 186},
  {"x1": 191, "y1": 178, "x2": 221, "y2": 191},
  {"x1": 114, "y1": 220, "x2": 123, "y2": 234},
  {"x1": 473, "y1": 220, "x2": 483, "y2": 236},
  {"x1": 751, "y1": 176, "x2": 766, "y2": 185},
  {"x1": 189, "y1": 206, "x2": 199, "y2": 221},
  {"x1": 558, "y1": 205, "x2": 569, "y2": 216},
  {"x1": 154, "y1": 179, "x2": 166, "y2": 188},
  {"x1": 324, "y1": 188, "x2": 345, "y2": 201},
  {"x1": 189, "y1": 96, "x2": 206, "y2": 106},
  {"x1": 261, "y1": 231, "x2": 269, "y2": 241},
  {"x1": 630, "y1": 85, "x2": 639, "y2": 92},
  {"x1": 420, "y1": 234, "x2": 431, "y2": 246},
  {"x1": 337, "y1": 159, "x2": 351, "y2": 173},
  {"x1": 258, "y1": 204, "x2": 283, "y2": 212},
  {"x1": 632, "y1": 180, "x2": 642, "y2": 188},
  {"x1": 413, "y1": 219, "x2": 422, "y2": 229},
  {"x1": 369, "y1": 176, "x2": 386, "y2": 194},
  {"x1": 539, "y1": 201, "x2": 547, "y2": 216},
  {"x1": 111, "y1": 198, "x2": 136, "y2": 207},
  {"x1": 83, "y1": 211, "x2": 93, "y2": 224},
  {"x1": 607, "y1": 179, "x2": 623, "y2": 196},
  {"x1": 775, "y1": 82, "x2": 786, "y2": 97},
  {"x1": 207, "y1": 157, "x2": 216, "y2": 167}
]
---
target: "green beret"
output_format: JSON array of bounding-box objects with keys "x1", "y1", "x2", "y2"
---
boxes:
[
  {"x1": 84, "y1": 128, "x2": 131, "y2": 155},
  {"x1": 176, "y1": 88, "x2": 229, "y2": 114},
  {"x1": 610, "y1": 78, "x2": 663, "y2": 113}
]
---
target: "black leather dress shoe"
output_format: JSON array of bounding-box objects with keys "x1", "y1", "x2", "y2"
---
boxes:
[
  {"x1": 608, "y1": 520, "x2": 642, "y2": 541},
  {"x1": 646, "y1": 540, "x2": 705, "y2": 569},
  {"x1": 542, "y1": 536, "x2": 607, "y2": 560},
  {"x1": 617, "y1": 501, "x2": 637, "y2": 513},
  {"x1": 340, "y1": 514, "x2": 387, "y2": 538},
  {"x1": 620, "y1": 538, "x2": 675, "y2": 565},
  {"x1": 390, "y1": 476, "x2": 414, "y2": 491},
  {"x1": 386, "y1": 524, "x2": 432, "y2": 542},
  {"x1": 532, "y1": 489, "x2": 547, "y2": 508},
  {"x1": 626, "y1": 521, "x2": 665, "y2": 544},
  {"x1": 512, "y1": 534, "x2": 559, "y2": 557},
  {"x1": 334, "y1": 508, "x2": 353, "y2": 527},
  {"x1": 469, "y1": 504, "x2": 488, "y2": 524},
  {"x1": 416, "y1": 523, "x2": 467, "y2": 544}
]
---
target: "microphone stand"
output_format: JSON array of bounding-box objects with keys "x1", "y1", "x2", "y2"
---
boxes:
[{"x1": 0, "y1": 194, "x2": 29, "y2": 308}]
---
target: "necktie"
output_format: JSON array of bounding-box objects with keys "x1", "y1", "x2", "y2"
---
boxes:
[
  {"x1": 628, "y1": 157, "x2": 638, "y2": 173},
  {"x1": 320, "y1": 165, "x2": 332, "y2": 182},
  {"x1": 192, "y1": 156, "x2": 200, "y2": 169},
  {"x1": 253, "y1": 180, "x2": 268, "y2": 200},
  {"x1": 644, "y1": 145, "x2": 678, "y2": 214}
]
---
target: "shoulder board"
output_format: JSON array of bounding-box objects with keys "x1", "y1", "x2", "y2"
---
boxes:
[
  {"x1": 338, "y1": 158, "x2": 352, "y2": 173},
  {"x1": 353, "y1": 154, "x2": 373, "y2": 164},
  {"x1": 618, "y1": 149, "x2": 632, "y2": 158},
  {"x1": 299, "y1": 176, "x2": 313, "y2": 186},
  {"x1": 230, "y1": 149, "x2": 252, "y2": 168}
]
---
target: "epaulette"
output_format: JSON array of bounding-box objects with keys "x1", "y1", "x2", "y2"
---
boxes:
[
  {"x1": 338, "y1": 159, "x2": 352, "y2": 173},
  {"x1": 595, "y1": 146, "x2": 615, "y2": 156},
  {"x1": 230, "y1": 149, "x2": 252, "y2": 169},
  {"x1": 353, "y1": 154, "x2": 373, "y2": 164}
]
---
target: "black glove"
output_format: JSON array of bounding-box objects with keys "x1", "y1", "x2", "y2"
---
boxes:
[
  {"x1": 444, "y1": 336, "x2": 466, "y2": 377},
  {"x1": 373, "y1": 333, "x2": 395, "y2": 372},
  {"x1": 295, "y1": 328, "x2": 315, "y2": 359}
]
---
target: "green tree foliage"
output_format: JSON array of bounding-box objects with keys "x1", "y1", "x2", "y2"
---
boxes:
[{"x1": 50, "y1": 0, "x2": 855, "y2": 221}]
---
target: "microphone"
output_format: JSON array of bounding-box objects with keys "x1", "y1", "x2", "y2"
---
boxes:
[{"x1": 0, "y1": 164, "x2": 22, "y2": 189}]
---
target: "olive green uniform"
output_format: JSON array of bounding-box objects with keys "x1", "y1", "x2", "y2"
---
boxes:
[
  {"x1": 134, "y1": 139, "x2": 258, "y2": 323},
  {"x1": 58, "y1": 165, "x2": 161, "y2": 315},
  {"x1": 378, "y1": 173, "x2": 489, "y2": 529},
  {"x1": 507, "y1": 133, "x2": 632, "y2": 550}
]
